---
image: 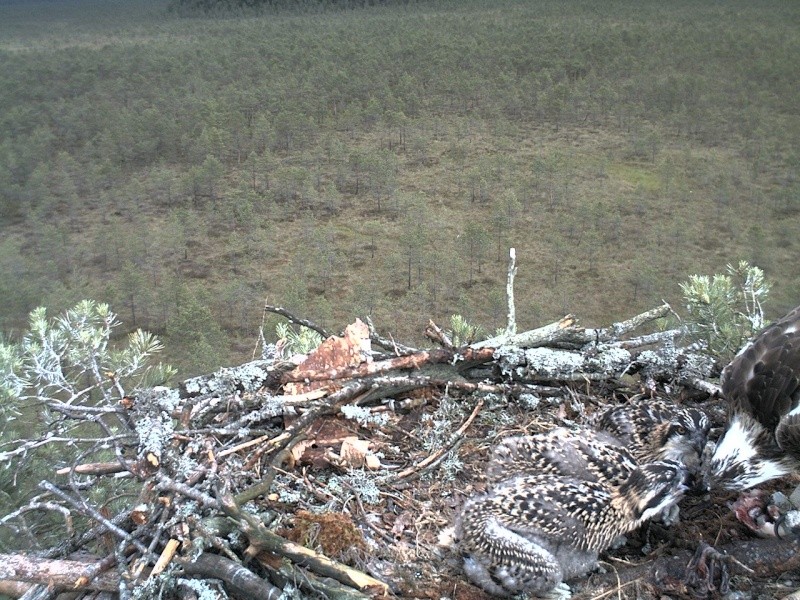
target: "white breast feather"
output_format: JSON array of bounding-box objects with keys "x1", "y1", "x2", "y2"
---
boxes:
[{"x1": 712, "y1": 415, "x2": 791, "y2": 488}]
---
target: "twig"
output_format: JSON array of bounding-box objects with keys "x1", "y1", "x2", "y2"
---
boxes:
[
  {"x1": 390, "y1": 397, "x2": 485, "y2": 481},
  {"x1": 150, "y1": 539, "x2": 181, "y2": 578},
  {"x1": 262, "y1": 559, "x2": 376, "y2": 600},
  {"x1": 155, "y1": 473, "x2": 220, "y2": 509},
  {"x1": 424, "y1": 320, "x2": 455, "y2": 349},
  {"x1": 244, "y1": 380, "x2": 373, "y2": 471},
  {"x1": 38, "y1": 481, "x2": 150, "y2": 556},
  {"x1": 217, "y1": 432, "x2": 275, "y2": 459},
  {"x1": 367, "y1": 375, "x2": 563, "y2": 398},
  {"x1": 366, "y1": 316, "x2": 419, "y2": 356},
  {"x1": 55, "y1": 461, "x2": 127, "y2": 476},
  {"x1": 607, "y1": 302, "x2": 671, "y2": 338},
  {"x1": 218, "y1": 493, "x2": 389, "y2": 595},
  {"x1": 262, "y1": 304, "x2": 334, "y2": 338}
]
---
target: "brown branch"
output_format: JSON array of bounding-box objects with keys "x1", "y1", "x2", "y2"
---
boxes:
[
  {"x1": 149, "y1": 539, "x2": 181, "y2": 578},
  {"x1": 0, "y1": 581, "x2": 31, "y2": 597},
  {"x1": 181, "y1": 552, "x2": 284, "y2": 599},
  {"x1": 424, "y1": 319, "x2": 455, "y2": 349},
  {"x1": 262, "y1": 304, "x2": 334, "y2": 339},
  {"x1": 218, "y1": 494, "x2": 389, "y2": 595},
  {"x1": 280, "y1": 347, "x2": 496, "y2": 385},
  {"x1": 55, "y1": 461, "x2": 127, "y2": 476},
  {"x1": 0, "y1": 554, "x2": 120, "y2": 592}
]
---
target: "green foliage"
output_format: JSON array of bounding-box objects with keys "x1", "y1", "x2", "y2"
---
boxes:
[
  {"x1": 166, "y1": 286, "x2": 227, "y2": 376},
  {"x1": 0, "y1": 301, "x2": 175, "y2": 549},
  {"x1": 0, "y1": 300, "x2": 175, "y2": 411},
  {"x1": 0, "y1": 336, "x2": 24, "y2": 403},
  {"x1": 680, "y1": 261, "x2": 771, "y2": 360},
  {"x1": 275, "y1": 322, "x2": 323, "y2": 356},
  {"x1": 448, "y1": 314, "x2": 484, "y2": 347}
]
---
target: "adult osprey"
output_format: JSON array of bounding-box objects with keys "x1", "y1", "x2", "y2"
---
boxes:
[{"x1": 710, "y1": 305, "x2": 800, "y2": 491}]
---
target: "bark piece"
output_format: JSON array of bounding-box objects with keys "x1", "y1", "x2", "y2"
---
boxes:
[{"x1": 285, "y1": 319, "x2": 372, "y2": 395}]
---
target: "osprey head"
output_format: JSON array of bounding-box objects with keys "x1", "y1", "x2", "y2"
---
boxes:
[
  {"x1": 708, "y1": 412, "x2": 794, "y2": 491},
  {"x1": 653, "y1": 407, "x2": 712, "y2": 472},
  {"x1": 620, "y1": 460, "x2": 689, "y2": 523}
]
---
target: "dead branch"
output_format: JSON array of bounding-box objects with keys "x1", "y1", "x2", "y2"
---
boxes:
[
  {"x1": 38, "y1": 481, "x2": 151, "y2": 558},
  {"x1": 280, "y1": 346, "x2": 496, "y2": 386},
  {"x1": 180, "y1": 552, "x2": 283, "y2": 599},
  {"x1": 505, "y1": 247, "x2": 518, "y2": 336},
  {"x1": 55, "y1": 462, "x2": 127, "y2": 476},
  {"x1": 0, "y1": 581, "x2": 31, "y2": 598},
  {"x1": 0, "y1": 554, "x2": 120, "y2": 592},
  {"x1": 262, "y1": 304, "x2": 334, "y2": 339},
  {"x1": 366, "y1": 316, "x2": 419, "y2": 356},
  {"x1": 471, "y1": 314, "x2": 577, "y2": 350},
  {"x1": 262, "y1": 558, "x2": 376, "y2": 600},
  {"x1": 218, "y1": 493, "x2": 389, "y2": 595},
  {"x1": 424, "y1": 320, "x2": 454, "y2": 349}
]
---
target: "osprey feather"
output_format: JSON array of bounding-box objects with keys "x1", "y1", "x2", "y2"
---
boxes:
[
  {"x1": 709, "y1": 304, "x2": 800, "y2": 491},
  {"x1": 455, "y1": 426, "x2": 691, "y2": 598}
]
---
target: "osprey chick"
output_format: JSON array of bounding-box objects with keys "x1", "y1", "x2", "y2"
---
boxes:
[
  {"x1": 590, "y1": 398, "x2": 711, "y2": 472},
  {"x1": 455, "y1": 459, "x2": 688, "y2": 598}
]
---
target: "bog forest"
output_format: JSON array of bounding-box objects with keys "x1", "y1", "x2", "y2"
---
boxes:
[{"x1": 1, "y1": 0, "x2": 799, "y2": 378}]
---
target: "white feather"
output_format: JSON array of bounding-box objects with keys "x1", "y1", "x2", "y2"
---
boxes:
[{"x1": 712, "y1": 415, "x2": 791, "y2": 489}]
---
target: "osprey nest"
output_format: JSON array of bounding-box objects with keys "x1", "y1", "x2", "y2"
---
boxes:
[{"x1": 2, "y1": 292, "x2": 800, "y2": 600}]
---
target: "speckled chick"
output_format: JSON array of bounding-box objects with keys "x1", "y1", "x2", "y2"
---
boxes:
[
  {"x1": 486, "y1": 427, "x2": 638, "y2": 489},
  {"x1": 455, "y1": 460, "x2": 689, "y2": 598},
  {"x1": 710, "y1": 304, "x2": 800, "y2": 491},
  {"x1": 590, "y1": 398, "x2": 711, "y2": 472}
]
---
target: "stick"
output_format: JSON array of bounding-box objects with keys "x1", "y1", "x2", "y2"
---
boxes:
[
  {"x1": 280, "y1": 346, "x2": 496, "y2": 385},
  {"x1": 218, "y1": 494, "x2": 389, "y2": 595},
  {"x1": 471, "y1": 314, "x2": 577, "y2": 350},
  {"x1": 506, "y1": 247, "x2": 517, "y2": 336},
  {"x1": 366, "y1": 316, "x2": 419, "y2": 356},
  {"x1": 181, "y1": 552, "x2": 283, "y2": 599},
  {"x1": 55, "y1": 462, "x2": 126, "y2": 476},
  {"x1": 38, "y1": 481, "x2": 150, "y2": 557},
  {"x1": 150, "y1": 539, "x2": 181, "y2": 578},
  {"x1": 390, "y1": 398, "x2": 484, "y2": 481},
  {"x1": 424, "y1": 320, "x2": 455, "y2": 349},
  {"x1": 0, "y1": 554, "x2": 119, "y2": 592},
  {"x1": 262, "y1": 304, "x2": 334, "y2": 339}
]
